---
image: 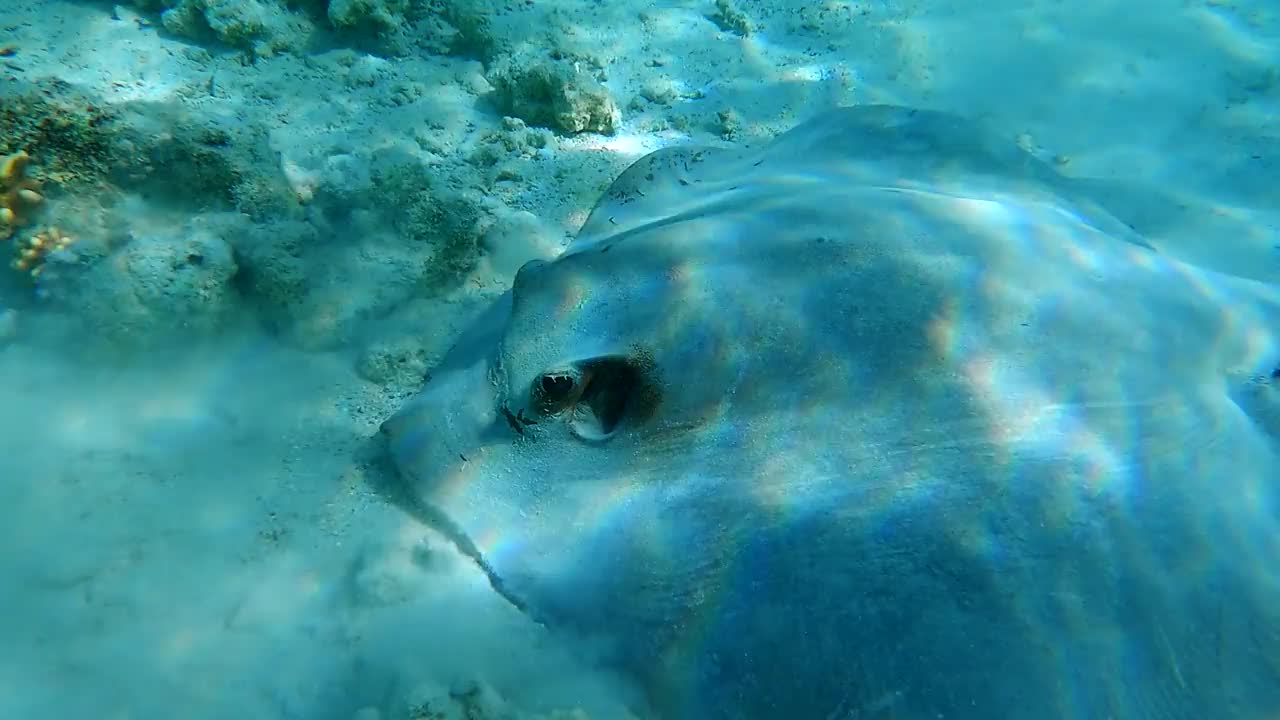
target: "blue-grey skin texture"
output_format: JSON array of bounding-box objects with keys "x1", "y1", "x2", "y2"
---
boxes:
[{"x1": 381, "y1": 106, "x2": 1280, "y2": 720}]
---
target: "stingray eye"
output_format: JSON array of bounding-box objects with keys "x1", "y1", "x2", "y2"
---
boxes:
[
  {"x1": 541, "y1": 374, "x2": 575, "y2": 400},
  {"x1": 532, "y1": 369, "x2": 584, "y2": 415},
  {"x1": 529, "y1": 353, "x2": 662, "y2": 441}
]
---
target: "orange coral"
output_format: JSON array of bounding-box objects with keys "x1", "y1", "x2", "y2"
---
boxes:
[
  {"x1": 1, "y1": 151, "x2": 44, "y2": 239},
  {"x1": 12, "y1": 225, "x2": 74, "y2": 277}
]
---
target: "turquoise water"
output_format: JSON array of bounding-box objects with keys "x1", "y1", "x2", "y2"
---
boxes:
[{"x1": 1, "y1": 2, "x2": 1277, "y2": 719}]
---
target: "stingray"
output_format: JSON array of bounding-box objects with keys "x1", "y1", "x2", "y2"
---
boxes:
[{"x1": 380, "y1": 106, "x2": 1280, "y2": 720}]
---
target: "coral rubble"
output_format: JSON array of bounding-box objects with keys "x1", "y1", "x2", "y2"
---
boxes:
[
  {"x1": 487, "y1": 53, "x2": 621, "y2": 135},
  {"x1": 0, "y1": 151, "x2": 43, "y2": 238},
  {"x1": 11, "y1": 225, "x2": 73, "y2": 277}
]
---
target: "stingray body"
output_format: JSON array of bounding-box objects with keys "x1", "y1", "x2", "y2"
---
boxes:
[{"x1": 381, "y1": 106, "x2": 1280, "y2": 720}]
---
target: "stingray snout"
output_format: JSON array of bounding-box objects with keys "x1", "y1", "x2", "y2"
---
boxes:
[{"x1": 379, "y1": 357, "x2": 499, "y2": 497}]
